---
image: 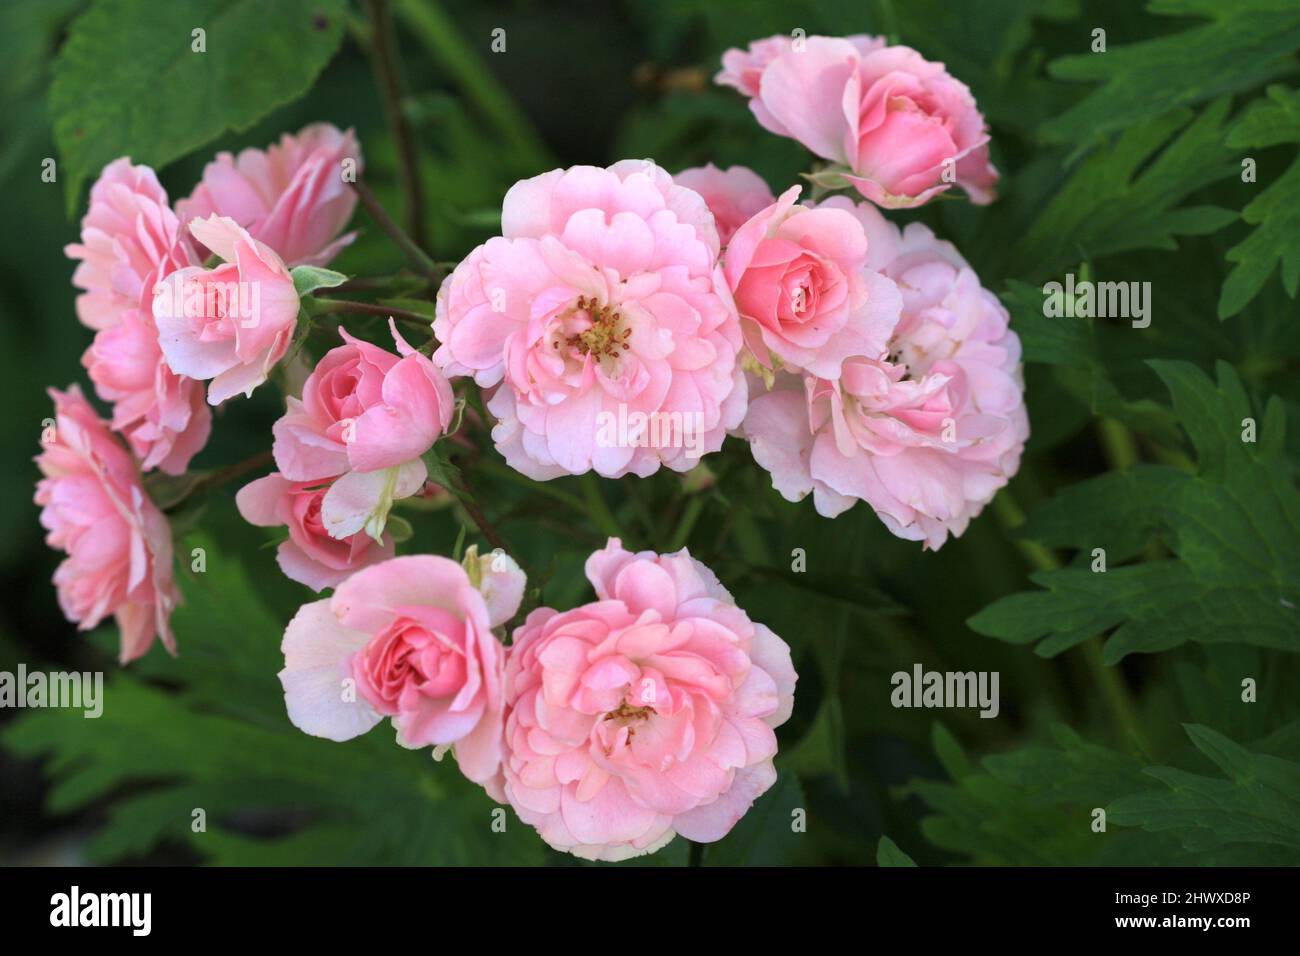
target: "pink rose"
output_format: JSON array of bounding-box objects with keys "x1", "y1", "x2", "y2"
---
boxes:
[
  {"x1": 177, "y1": 123, "x2": 363, "y2": 267},
  {"x1": 272, "y1": 320, "x2": 455, "y2": 541},
  {"x1": 674, "y1": 163, "x2": 775, "y2": 245},
  {"x1": 742, "y1": 203, "x2": 1027, "y2": 548},
  {"x1": 153, "y1": 215, "x2": 300, "y2": 405},
  {"x1": 500, "y1": 539, "x2": 797, "y2": 861},
  {"x1": 34, "y1": 386, "x2": 178, "y2": 663},
  {"x1": 434, "y1": 161, "x2": 746, "y2": 479},
  {"x1": 81, "y1": 310, "x2": 212, "y2": 475},
  {"x1": 725, "y1": 185, "x2": 901, "y2": 378},
  {"x1": 720, "y1": 35, "x2": 997, "y2": 208},
  {"x1": 66, "y1": 159, "x2": 211, "y2": 474},
  {"x1": 64, "y1": 158, "x2": 189, "y2": 331},
  {"x1": 236, "y1": 473, "x2": 395, "y2": 592},
  {"x1": 277, "y1": 553, "x2": 526, "y2": 789}
]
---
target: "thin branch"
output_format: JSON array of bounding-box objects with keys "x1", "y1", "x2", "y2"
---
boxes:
[
  {"x1": 312, "y1": 297, "x2": 432, "y2": 329},
  {"x1": 181, "y1": 450, "x2": 274, "y2": 502},
  {"x1": 350, "y1": 179, "x2": 441, "y2": 284},
  {"x1": 365, "y1": 0, "x2": 428, "y2": 251},
  {"x1": 331, "y1": 271, "x2": 433, "y2": 294}
]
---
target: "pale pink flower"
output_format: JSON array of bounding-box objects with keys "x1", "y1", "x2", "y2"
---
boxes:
[
  {"x1": 34, "y1": 386, "x2": 178, "y2": 663},
  {"x1": 271, "y1": 320, "x2": 455, "y2": 541},
  {"x1": 66, "y1": 159, "x2": 211, "y2": 474},
  {"x1": 725, "y1": 185, "x2": 901, "y2": 378},
  {"x1": 177, "y1": 123, "x2": 363, "y2": 267},
  {"x1": 277, "y1": 553, "x2": 525, "y2": 789},
  {"x1": 65, "y1": 158, "x2": 187, "y2": 331},
  {"x1": 715, "y1": 34, "x2": 795, "y2": 98},
  {"x1": 153, "y1": 215, "x2": 300, "y2": 405},
  {"x1": 674, "y1": 163, "x2": 775, "y2": 245},
  {"x1": 742, "y1": 203, "x2": 1027, "y2": 548},
  {"x1": 81, "y1": 310, "x2": 212, "y2": 475},
  {"x1": 236, "y1": 473, "x2": 395, "y2": 592},
  {"x1": 500, "y1": 539, "x2": 796, "y2": 861},
  {"x1": 719, "y1": 35, "x2": 997, "y2": 208},
  {"x1": 434, "y1": 161, "x2": 746, "y2": 479}
]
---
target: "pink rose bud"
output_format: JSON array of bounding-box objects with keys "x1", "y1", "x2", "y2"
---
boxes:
[
  {"x1": 236, "y1": 472, "x2": 395, "y2": 593},
  {"x1": 434, "y1": 161, "x2": 747, "y2": 479},
  {"x1": 278, "y1": 554, "x2": 525, "y2": 790},
  {"x1": 743, "y1": 202, "x2": 1027, "y2": 549},
  {"x1": 271, "y1": 320, "x2": 456, "y2": 542},
  {"x1": 725, "y1": 185, "x2": 901, "y2": 379},
  {"x1": 154, "y1": 215, "x2": 300, "y2": 405},
  {"x1": 500, "y1": 539, "x2": 797, "y2": 861},
  {"x1": 674, "y1": 163, "x2": 775, "y2": 245},
  {"x1": 718, "y1": 35, "x2": 998, "y2": 208},
  {"x1": 176, "y1": 123, "x2": 363, "y2": 268},
  {"x1": 66, "y1": 159, "x2": 211, "y2": 474},
  {"x1": 35, "y1": 386, "x2": 179, "y2": 663}
]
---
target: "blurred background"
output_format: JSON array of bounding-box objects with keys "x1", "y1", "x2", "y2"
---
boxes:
[{"x1": 2, "y1": 0, "x2": 1298, "y2": 866}]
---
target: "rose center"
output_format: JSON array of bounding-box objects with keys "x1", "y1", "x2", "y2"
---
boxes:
[
  {"x1": 557, "y1": 296, "x2": 631, "y2": 359},
  {"x1": 603, "y1": 699, "x2": 653, "y2": 726}
]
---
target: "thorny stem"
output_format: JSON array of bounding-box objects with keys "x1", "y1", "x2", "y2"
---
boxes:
[
  {"x1": 350, "y1": 179, "x2": 442, "y2": 284},
  {"x1": 991, "y1": 490, "x2": 1152, "y2": 758}
]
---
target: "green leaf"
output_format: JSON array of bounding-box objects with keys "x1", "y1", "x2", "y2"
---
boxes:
[
  {"x1": 290, "y1": 265, "x2": 349, "y2": 298},
  {"x1": 970, "y1": 361, "x2": 1300, "y2": 661},
  {"x1": 1002, "y1": 280, "x2": 1180, "y2": 443},
  {"x1": 1041, "y1": 0, "x2": 1300, "y2": 143},
  {"x1": 1219, "y1": 86, "x2": 1300, "y2": 318},
  {"x1": 1014, "y1": 102, "x2": 1237, "y2": 275},
  {"x1": 903, "y1": 724, "x2": 1153, "y2": 865},
  {"x1": 52, "y1": 0, "x2": 347, "y2": 213},
  {"x1": 876, "y1": 835, "x2": 918, "y2": 867},
  {"x1": 1108, "y1": 724, "x2": 1300, "y2": 854}
]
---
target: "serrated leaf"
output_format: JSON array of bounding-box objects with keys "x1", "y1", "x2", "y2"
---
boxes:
[
  {"x1": 52, "y1": 0, "x2": 346, "y2": 213},
  {"x1": 1108, "y1": 724, "x2": 1300, "y2": 855},
  {"x1": 1015, "y1": 102, "x2": 1237, "y2": 275},
  {"x1": 970, "y1": 361, "x2": 1300, "y2": 661},
  {"x1": 1219, "y1": 86, "x2": 1300, "y2": 318},
  {"x1": 1041, "y1": 0, "x2": 1300, "y2": 144}
]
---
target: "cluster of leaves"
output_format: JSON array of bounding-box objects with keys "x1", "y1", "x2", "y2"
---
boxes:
[{"x1": 2, "y1": 0, "x2": 1298, "y2": 866}]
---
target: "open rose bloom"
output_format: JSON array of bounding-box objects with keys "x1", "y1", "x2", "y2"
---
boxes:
[
  {"x1": 725, "y1": 185, "x2": 901, "y2": 378},
  {"x1": 500, "y1": 539, "x2": 796, "y2": 861},
  {"x1": 278, "y1": 553, "x2": 525, "y2": 788},
  {"x1": 743, "y1": 200, "x2": 1027, "y2": 548},
  {"x1": 154, "y1": 215, "x2": 300, "y2": 405},
  {"x1": 434, "y1": 161, "x2": 746, "y2": 479},
  {"x1": 177, "y1": 123, "x2": 363, "y2": 268},
  {"x1": 65, "y1": 159, "x2": 211, "y2": 474},
  {"x1": 35, "y1": 386, "x2": 178, "y2": 663},
  {"x1": 718, "y1": 35, "x2": 998, "y2": 208}
]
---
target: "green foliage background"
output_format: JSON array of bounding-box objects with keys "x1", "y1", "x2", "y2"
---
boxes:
[{"x1": 0, "y1": 0, "x2": 1297, "y2": 866}]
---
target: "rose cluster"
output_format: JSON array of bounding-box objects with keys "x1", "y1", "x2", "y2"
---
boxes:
[
  {"x1": 434, "y1": 32, "x2": 1026, "y2": 548},
  {"x1": 36, "y1": 32, "x2": 1024, "y2": 859},
  {"x1": 280, "y1": 540, "x2": 796, "y2": 860}
]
